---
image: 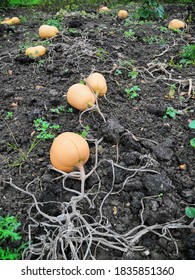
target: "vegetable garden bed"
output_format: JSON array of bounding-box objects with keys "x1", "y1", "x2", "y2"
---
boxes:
[{"x1": 0, "y1": 2, "x2": 195, "y2": 260}]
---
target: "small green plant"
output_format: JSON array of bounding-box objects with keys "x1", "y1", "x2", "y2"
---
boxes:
[
  {"x1": 169, "y1": 57, "x2": 183, "y2": 70},
  {"x1": 68, "y1": 28, "x2": 78, "y2": 34},
  {"x1": 50, "y1": 105, "x2": 65, "y2": 114},
  {"x1": 164, "y1": 84, "x2": 176, "y2": 99},
  {"x1": 128, "y1": 70, "x2": 139, "y2": 81},
  {"x1": 115, "y1": 69, "x2": 122, "y2": 76},
  {"x1": 180, "y1": 44, "x2": 195, "y2": 66},
  {"x1": 96, "y1": 47, "x2": 110, "y2": 60},
  {"x1": 0, "y1": 211, "x2": 27, "y2": 260},
  {"x1": 124, "y1": 29, "x2": 135, "y2": 38},
  {"x1": 125, "y1": 86, "x2": 141, "y2": 99},
  {"x1": 189, "y1": 120, "x2": 195, "y2": 148},
  {"x1": 143, "y1": 35, "x2": 165, "y2": 45},
  {"x1": 159, "y1": 26, "x2": 168, "y2": 33},
  {"x1": 19, "y1": 37, "x2": 31, "y2": 52},
  {"x1": 38, "y1": 59, "x2": 44, "y2": 65},
  {"x1": 163, "y1": 106, "x2": 180, "y2": 119},
  {"x1": 5, "y1": 111, "x2": 13, "y2": 120},
  {"x1": 45, "y1": 18, "x2": 62, "y2": 30},
  {"x1": 185, "y1": 206, "x2": 195, "y2": 218},
  {"x1": 137, "y1": 0, "x2": 165, "y2": 20},
  {"x1": 34, "y1": 117, "x2": 60, "y2": 140},
  {"x1": 67, "y1": 107, "x2": 73, "y2": 113},
  {"x1": 81, "y1": 125, "x2": 90, "y2": 139}
]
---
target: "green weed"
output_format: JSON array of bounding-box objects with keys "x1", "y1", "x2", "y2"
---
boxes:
[
  {"x1": 81, "y1": 125, "x2": 90, "y2": 139},
  {"x1": 180, "y1": 44, "x2": 195, "y2": 66},
  {"x1": 50, "y1": 105, "x2": 65, "y2": 114},
  {"x1": 5, "y1": 111, "x2": 13, "y2": 120},
  {"x1": 0, "y1": 211, "x2": 27, "y2": 260},
  {"x1": 125, "y1": 85, "x2": 141, "y2": 99},
  {"x1": 163, "y1": 106, "x2": 180, "y2": 119},
  {"x1": 124, "y1": 29, "x2": 135, "y2": 38},
  {"x1": 137, "y1": 0, "x2": 165, "y2": 20},
  {"x1": 45, "y1": 18, "x2": 62, "y2": 30},
  {"x1": 34, "y1": 117, "x2": 60, "y2": 140},
  {"x1": 189, "y1": 120, "x2": 195, "y2": 148}
]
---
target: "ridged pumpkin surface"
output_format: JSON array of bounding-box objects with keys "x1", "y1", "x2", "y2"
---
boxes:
[
  {"x1": 67, "y1": 83, "x2": 96, "y2": 111},
  {"x1": 85, "y1": 73, "x2": 107, "y2": 96},
  {"x1": 50, "y1": 132, "x2": 90, "y2": 172}
]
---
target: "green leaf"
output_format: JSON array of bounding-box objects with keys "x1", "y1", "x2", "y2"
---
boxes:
[
  {"x1": 185, "y1": 207, "x2": 195, "y2": 218},
  {"x1": 190, "y1": 138, "x2": 195, "y2": 148},
  {"x1": 189, "y1": 120, "x2": 195, "y2": 129}
]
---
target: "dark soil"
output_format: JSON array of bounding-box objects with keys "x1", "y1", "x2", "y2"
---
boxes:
[{"x1": 0, "y1": 3, "x2": 195, "y2": 260}]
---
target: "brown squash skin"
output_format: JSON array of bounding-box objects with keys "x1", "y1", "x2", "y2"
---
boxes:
[
  {"x1": 168, "y1": 19, "x2": 185, "y2": 30},
  {"x1": 25, "y1": 46, "x2": 47, "y2": 58},
  {"x1": 67, "y1": 83, "x2": 96, "y2": 111},
  {"x1": 39, "y1": 25, "x2": 59, "y2": 39},
  {"x1": 85, "y1": 72, "x2": 107, "y2": 97},
  {"x1": 117, "y1": 10, "x2": 129, "y2": 19},
  {"x1": 50, "y1": 132, "x2": 90, "y2": 172}
]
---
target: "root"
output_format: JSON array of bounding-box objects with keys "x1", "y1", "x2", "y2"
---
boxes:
[{"x1": 4, "y1": 136, "x2": 194, "y2": 259}]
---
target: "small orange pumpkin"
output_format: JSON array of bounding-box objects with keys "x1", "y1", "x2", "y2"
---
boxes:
[
  {"x1": 99, "y1": 6, "x2": 110, "y2": 13},
  {"x1": 1, "y1": 17, "x2": 20, "y2": 25},
  {"x1": 1, "y1": 18, "x2": 11, "y2": 24},
  {"x1": 50, "y1": 132, "x2": 90, "y2": 172},
  {"x1": 10, "y1": 17, "x2": 20, "y2": 25},
  {"x1": 67, "y1": 83, "x2": 96, "y2": 111},
  {"x1": 39, "y1": 24, "x2": 59, "y2": 39},
  {"x1": 25, "y1": 46, "x2": 47, "y2": 58},
  {"x1": 85, "y1": 72, "x2": 107, "y2": 96},
  {"x1": 117, "y1": 10, "x2": 129, "y2": 19},
  {"x1": 168, "y1": 19, "x2": 185, "y2": 30}
]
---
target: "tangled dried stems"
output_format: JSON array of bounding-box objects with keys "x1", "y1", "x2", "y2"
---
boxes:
[
  {"x1": 2, "y1": 21, "x2": 195, "y2": 260},
  {"x1": 4, "y1": 135, "x2": 195, "y2": 260}
]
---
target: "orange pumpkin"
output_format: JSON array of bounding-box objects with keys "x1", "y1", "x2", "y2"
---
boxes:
[
  {"x1": 1, "y1": 18, "x2": 11, "y2": 24},
  {"x1": 10, "y1": 17, "x2": 20, "y2": 25},
  {"x1": 1, "y1": 17, "x2": 20, "y2": 25},
  {"x1": 67, "y1": 83, "x2": 96, "y2": 111},
  {"x1": 50, "y1": 132, "x2": 90, "y2": 172},
  {"x1": 25, "y1": 46, "x2": 47, "y2": 58},
  {"x1": 117, "y1": 10, "x2": 129, "y2": 19},
  {"x1": 85, "y1": 72, "x2": 107, "y2": 96},
  {"x1": 39, "y1": 24, "x2": 59, "y2": 39},
  {"x1": 168, "y1": 19, "x2": 185, "y2": 30},
  {"x1": 99, "y1": 6, "x2": 110, "y2": 13}
]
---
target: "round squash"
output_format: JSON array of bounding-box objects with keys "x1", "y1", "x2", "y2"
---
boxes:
[
  {"x1": 99, "y1": 6, "x2": 110, "y2": 13},
  {"x1": 168, "y1": 19, "x2": 185, "y2": 30},
  {"x1": 39, "y1": 24, "x2": 59, "y2": 39},
  {"x1": 10, "y1": 17, "x2": 20, "y2": 25},
  {"x1": 1, "y1": 17, "x2": 20, "y2": 25},
  {"x1": 25, "y1": 46, "x2": 46, "y2": 58},
  {"x1": 67, "y1": 83, "x2": 96, "y2": 111},
  {"x1": 85, "y1": 72, "x2": 107, "y2": 96},
  {"x1": 117, "y1": 10, "x2": 129, "y2": 19},
  {"x1": 50, "y1": 132, "x2": 90, "y2": 172},
  {"x1": 1, "y1": 18, "x2": 11, "y2": 24}
]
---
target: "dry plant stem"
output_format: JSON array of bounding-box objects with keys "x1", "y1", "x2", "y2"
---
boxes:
[
  {"x1": 3, "y1": 141, "x2": 193, "y2": 259},
  {"x1": 4, "y1": 174, "x2": 195, "y2": 260},
  {"x1": 188, "y1": 78, "x2": 192, "y2": 97},
  {"x1": 79, "y1": 104, "x2": 106, "y2": 128}
]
